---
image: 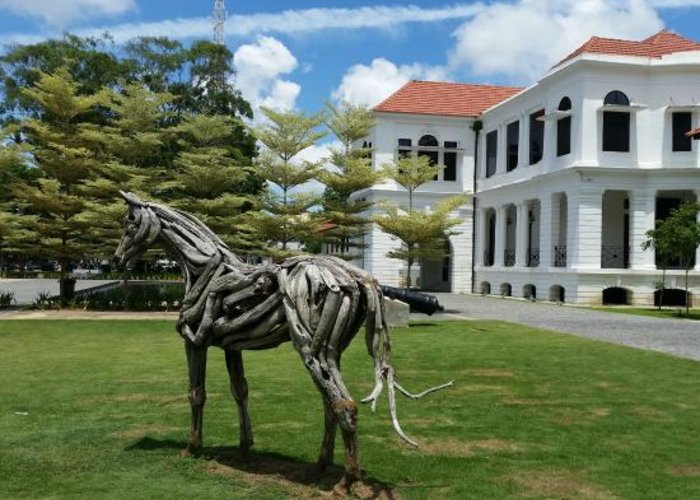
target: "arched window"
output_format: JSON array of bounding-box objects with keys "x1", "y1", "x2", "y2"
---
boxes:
[
  {"x1": 603, "y1": 91, "x2": 630, "y2": 152},
  {"x1": 418, "y1": 135, "x2": 439, "y2": 147},
  {"x1": 604, "y1": 90, "x2": 630, "y2": 106},
  {"x1": 557, "y1": 97, "x2": 572, "y2": 156},
  {"x1": 558, "y1": 96, "x2": 572, "y2": 111},
  {"x1": 418, "y1": 135, "x2": 439, "y2": 179}
]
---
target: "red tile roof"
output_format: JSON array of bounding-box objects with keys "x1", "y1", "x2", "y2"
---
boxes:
[
  {"x1": 373, "y1": 80, "x2": 523, "y2": 118},
  {"x1": 554, "y1": 30, "x2": 700, "y2": 68}
]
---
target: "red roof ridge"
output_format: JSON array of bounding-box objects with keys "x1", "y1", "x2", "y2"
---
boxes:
[{"x1": 553, "y1": 29, "x2": 700, "y2": 68}]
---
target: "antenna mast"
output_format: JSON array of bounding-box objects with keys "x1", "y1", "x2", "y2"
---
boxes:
[{"x1": 213, "y1": 0, "x2": 226, "y2": 45}]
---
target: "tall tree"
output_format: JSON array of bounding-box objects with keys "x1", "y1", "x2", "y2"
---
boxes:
[
  {"x1": 10, "y1": 69, "x2": 112, "y2": 299},
  {"x1": 376, "y1": 154, "x2": 463, "y2": 288},
  {"x1": 255, "y1": 107, "x2": 326, "y2": 260},
  {"x1": 0, "y1": 34, "x2": 126, "y2": 123},
  {"x1": 319, "y1": 102, "x2": 383, "y2": 260},
  {"x1": 168, "y1": 114, "x2": 257, "y2": 252},
  {"x1": 0, "y1": 142, "x2": 36, "y2": 271},
  {"x1": 374, "y1": 196, "x2": 466, "y2": 289},
  {"x1": 643, "y1": 201, "x2": 700, "y2": 313}
]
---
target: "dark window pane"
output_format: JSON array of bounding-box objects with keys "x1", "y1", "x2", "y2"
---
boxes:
[
  {"x1": 444, "y1": 141, "x2": 458, "y2": 149},
  {"x1": 444, "y1": 152, "x2": 457, "y2": 181},
  {"x1": 398, "y1": 149, "x2": 411, "y2": 159},
  {"x1": 529, "y1": 110, "x2": 544, "y2": 165},
  {"x1": 486, "y1": 130, "x2": 498, "y2": 178},
  {"x1": 398, "y1": 138, "x2": 412, "y2": 147},
  {"x1": 418, "y1": 150, "x2": 439, "y2": 180},
  {"x1": 672, "y1": 112, "x2": 692, "y2": 152},
  {"x1": 506, "y1": 121, "x2": 519, "y2": 171},
  {"x1": 418, "y1": 135, "x2": 438, "y2": 147},
  {"x1": 604, "y1": 90, "x2": 630, "y2": 106},
  {"x1": 603, "y1": 111, "x2": 630, "y2": 152},
  {"x1": 558, "y1": 96, "x2": 572, "y2": 111},
  {"x1": 557, "y1": 116, "x2": 571, "y2": 156}
]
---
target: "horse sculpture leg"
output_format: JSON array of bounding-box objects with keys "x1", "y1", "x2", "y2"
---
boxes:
[
  {"x1": 225, "y1": 350, "x2": 254, "y2": 453},
  {"x1": 300, "y1": 352, "x2": 361, "y2": 486},
  {"x1": 318, "y1": 399, "x2": 337, "y2": 471},
  {"x1": 184, "y1": 341, "x2": 208, "y2": 455}
]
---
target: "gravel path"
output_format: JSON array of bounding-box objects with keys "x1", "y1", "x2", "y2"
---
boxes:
[{"x1": 422, "y1": 293, "x2": 700, "y2": 362}]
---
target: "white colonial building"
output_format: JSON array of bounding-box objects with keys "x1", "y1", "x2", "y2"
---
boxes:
[{"x1": 358, "y1": 30, "x2": 700, "y2": 306}]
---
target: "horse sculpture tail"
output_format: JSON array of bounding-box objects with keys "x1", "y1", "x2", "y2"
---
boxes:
[{"x1": 361, "y1": 282, "x2": 453, "y2": 447}]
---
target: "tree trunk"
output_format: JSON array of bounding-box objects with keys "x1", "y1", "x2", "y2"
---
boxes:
[
  {"x1": 406, "y1": 256, "x2": 413, "y2": 289},
  {"x1": 686, "y1": 268, "x2": 690, "y2": 315},
  {"x1": 658, "y1": 268, "x2": 666, "y2": 310}
]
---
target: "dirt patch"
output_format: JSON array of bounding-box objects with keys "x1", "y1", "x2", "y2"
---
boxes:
[
  {"x1": 509, "y1": 470, "x2": 618, "y2": 499},
  {"x1": 203, "y1": 457, "x2": 397, "y2": 499},
  {"x1": 416, "y1": 438, "x2": 523, "y2": 457},
  {"x1": 85, "y1": 393, "x2": 186, "y2": 405},
  {"x1": 399, "y1": 417, "x2": 457, "y2": 427},
  {"x1": 502, "y1": 397, "x2": 556, "y2": 406},
  {"x1": 630, "y1": 406, "x2": 674, "y2": 422},
  {"x1": 459, "y1": 369, "x2": 514, "y2": 378},
  {"x1": 552, "y1": 407, "x2": 610, "y2": 425},
  {"x1": 667, "y1": 464, "x2": 700, "y2": 477},
  {"x1": 452, "y1": 384, "x2": 510, "y2": 395},
  {"x1": 113, "y1": 424, "x2": 179, "y2": 438}
]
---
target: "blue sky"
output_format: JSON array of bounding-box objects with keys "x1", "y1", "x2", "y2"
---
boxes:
[{"x1": 1, "y1": 0, "x2": 700, "y2": 121}]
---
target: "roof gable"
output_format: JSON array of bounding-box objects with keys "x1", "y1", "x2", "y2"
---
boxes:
[{"x1": 373, "y1": 80, "x2": 523, "y2": 118}]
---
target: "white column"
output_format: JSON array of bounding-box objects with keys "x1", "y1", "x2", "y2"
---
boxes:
[
  {"x1": 569, "y1": 188, "x2": 604, "y2": 269},
  {"x1": 475, "y1": 207, "x2": 486, "y2": 266},
  {"x1": 629, "y1": 189, "x2": 656, "y2": 270},
  {"x1": 519, "y1": 113, "x2": 528, "y2": 169},
  {"x1": 539, "y1": 195, "x2": 553, "y2": 268},
  {"x1": 494, "y1": 206, "x2": 506, "y2": 266},
  {"x1": 551, "y1": 193, "x2": 562, "y2": 264},
  {"x1": 696, "y1": 190, "x2": 700, "y2": 271},
  {"x1": 515, "y1": 202, "x2": 528, "y2": 267}
]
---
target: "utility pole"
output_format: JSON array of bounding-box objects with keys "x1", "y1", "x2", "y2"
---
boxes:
[
  {"x1": 213, "y1": 0, "x2": 228, "y2": 90},
  {"x1": 213, "y1": 0, "x2": 226, "y2": 45}
]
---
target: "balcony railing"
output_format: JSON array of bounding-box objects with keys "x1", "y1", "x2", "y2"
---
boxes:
[
  {"x1": 483, "y1": 249, "x2": 494, "y2": 267},
  {"x1": 601, "y1": 245, "x2": 629, "y2": 269},
  {"x1": 527, "y1": 247, "x2": 540, "y2": 267},
  {"x1": 504, "y1": 249, "x2": 515, "y2": 267},
  {"x1": 554, "y1": 245, "x2": 567, "y2": 268}
]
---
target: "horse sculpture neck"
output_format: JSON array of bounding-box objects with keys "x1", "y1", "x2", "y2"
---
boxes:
[{"x1": 148, "y1": 204, "x2": 247, "y2": 291}]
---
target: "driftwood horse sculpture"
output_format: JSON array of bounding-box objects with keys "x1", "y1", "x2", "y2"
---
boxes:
[{"x1": 114, "y1": 192, "x2": 450, "y2": 486}]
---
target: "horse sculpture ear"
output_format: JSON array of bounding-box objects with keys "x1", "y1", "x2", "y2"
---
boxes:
[{"x1": 119, "y1": 191, "x2": 146, "y2": 207}]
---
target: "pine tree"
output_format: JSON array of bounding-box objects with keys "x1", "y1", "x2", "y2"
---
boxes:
[
  {"x1": 319, "y1": 102, "x2": 383, "y2": 259},
  {"x1": 10, "y1": 69, "x2": 113, "y2": 299},
  {"x1": 254, "y1": 107, "x2": 326, "y2": 260},
  {"x1": 0, "y1": 142, "x2": 36, "y2": 272},
  {"x1": 377, "y1": 155, "x2": 464, "y2": 288},
  {"x1": 168, "y1": 114, "x2": 257, "y2": 252}
]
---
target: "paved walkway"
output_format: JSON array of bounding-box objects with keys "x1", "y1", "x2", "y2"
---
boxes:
[
  {"x1": 423, "y1": 293, "x2": 700, "y2": 361},
  {"x1": 0, "y1": 279, "x2": 118, "y2": 305},
  {"x1": 2, "y1": 283, "x2": 699, "y2": 361}
]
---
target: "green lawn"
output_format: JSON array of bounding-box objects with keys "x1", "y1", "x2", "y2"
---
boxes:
[
  {"x1": 3, "y1": 320, "x2": 700, "y2": 499},
  {"x1": 591, "y1": 307, "x2": 700, "y2": 321}
]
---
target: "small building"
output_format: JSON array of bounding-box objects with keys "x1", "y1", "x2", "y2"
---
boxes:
[{"x1": 359, "y1": 30, "x2": 700, "y2": 306}]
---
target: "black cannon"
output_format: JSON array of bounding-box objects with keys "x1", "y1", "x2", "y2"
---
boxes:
[{"x1": 380, "y1": 285, "x2": 445, "y2": 316}]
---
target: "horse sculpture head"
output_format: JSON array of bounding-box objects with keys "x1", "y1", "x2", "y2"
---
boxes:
[{"x1": 114, "y1": 191, "x2": 161, "y2": 269}]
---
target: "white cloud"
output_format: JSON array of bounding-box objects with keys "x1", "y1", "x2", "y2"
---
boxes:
[
  {"x1": 333, "y1": 58, "x2": 448, "y2": 108},
  {"x1": 233, "y1": 35, "x2": 300, "y2": 114},
  {"x1": 449, "y1": 0, "x2": 664, "y2": 81},
  {"x1": 0, "y1": 3, "x2": 487, "y2": 45},
  {"x1": 0, "y1": 0, "x2": 135, "y2": 27}
]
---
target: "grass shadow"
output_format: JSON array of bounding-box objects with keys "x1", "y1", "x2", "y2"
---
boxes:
[{"x1": 126, "y1": 437, "x2": 397, "y2": 498}]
